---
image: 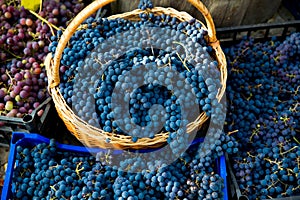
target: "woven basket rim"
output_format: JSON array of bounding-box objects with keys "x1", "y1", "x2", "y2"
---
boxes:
[{"x1": 45, "y1": 0, "x2": 227, "y2": 150}]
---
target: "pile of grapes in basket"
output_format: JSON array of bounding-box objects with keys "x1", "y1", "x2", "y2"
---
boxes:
[
  {"x1": 0, "y1": 0, "x2": 88, "y2": 120},
  {"x1": 49, "y1": 4, "x2": 225, "y2": 143}
]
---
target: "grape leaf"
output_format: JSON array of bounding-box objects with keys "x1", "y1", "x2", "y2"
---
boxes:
[{"x1": 21, "y1": 0, "x2": 41, "y2": 11}]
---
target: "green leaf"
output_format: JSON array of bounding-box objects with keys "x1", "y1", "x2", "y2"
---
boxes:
[{"x1": 21, "y1": 0, "x2": 41, "y2": 11}]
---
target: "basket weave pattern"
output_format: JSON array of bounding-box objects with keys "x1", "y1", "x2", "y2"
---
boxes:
[{"x1": 45, "y1": 0, "x2": 227, "y2": 149}]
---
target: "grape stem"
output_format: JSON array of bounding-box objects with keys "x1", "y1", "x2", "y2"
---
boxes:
[
  {"x1": 293, "y1": 185, "x2": 300, "y2": 191},
  {"x1": 293, "y1": 137, "x2": 300, "y2": 145},
  {"x1": 173, "y1": 41, "x2": 192, "y2": 71},
  {"x1": 75, "y1": 162, "x2": 84, "y2": 179},
  {"x1": 49, "y1": 164, "x2": 59, "y2": 169},
  {"x1": 264, "y1": 158, "x2": 282, "y2": 167},
  {"x1": 50, "y1": 185, "x2": 56, "y2": 192},
  {"x1": 94, "y1": 58, "x2": 103, "y2": 65},
  {"x1": 280, "y1": 146, "x2": 299, "y2": 155},
  {"x1": 29, "y1": 10, "x2": 61, "y2": 36},
  {"x1": 266, "y1": 180, "x2": 278, "y2": 190},
  {"x1": 175, "y1": 52, "x2": 190, "y2": 72},
  {"x1": 230, "y1": 47, "x2": 249, "y2": 66},
  {"x1": 249, "y1": 124, "x2": 260, "y2": 142},
  {"x1": 247, "y1": 152, "x2": 256, "y2": 159},
  {"x1": 104, "y1": 151, "x2": 112, "y2": 163},
  {"x1": 5, "y1": 70, "x2": 14, "y2": 92},
  {"x1": 231, "y1": 67, "x2": 244, "y2": 73},
  {"x1": 0, "y1": 47, "x2": 22, "y2": 59},
  {"x1": 227, "y1": 130, "x2": 238, "y2": 135},
  {"x1": 294, "y1": 85, "x2": 300, "y2": 94},
  {"x1": 280, "y1": 115, "x2": 290, "y2": 125},
  {"x1": 289, "y1": 102, "x2": 299, "y2": 113}
]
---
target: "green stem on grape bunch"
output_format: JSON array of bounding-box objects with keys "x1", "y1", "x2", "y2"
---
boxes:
[
  {"x1": 273, "y1": 56, "x2": 280, "y2": 64},
  {"x1": 231, "y1": 67, "x2": 244, "y2": 74},
  {"x1": 29, "y1": 10, "x2": 61, "y2": 36},
  {"x1": 50, "y1": 185, "x2": 56, "y2": 192},
  {"x1": 247, "y1": 152, "x2": 256, "y2": 159},
  {"x1": 28, "y1": 31, "x2": 40, "y2": 41},
  {"x1": 175, "y1": 52, "x2": 190, "y2": 72},
  {"x1": 289, "y1": 102, "x2": 299, "y2": 113},
  {"x1": 49, "y1": 164, "x2": 59, "y2": 169},
  {"x1": 286, "y1": 73, "x2": 296, "y2": 79},
  {"x1": 173, "y1": 41, "x2": 191, "y2": 72},
  {"x1": 75, "y1": 162, "x2": 84, "y2": 179},
  {"x1": 293, "y1": 185, "x2": 300, "y2": 191},
  {"x1": 281, "y1": 146, "x2": 299, "y2": 155},
  {"x1": 5, "y1": 70, "x2": 14, "y2": 92},
  {"x1": 277, "y1": 178, "x2": 288, "y2": 188},
  {"x1": 0, "y1": 58, "x2": 16, "y2": 64},
  {"x1": 266, "y1": 180, "x2": 278, "y2": 190},
  {"x1": 94, "y1": 58, "x2": 103, "y2": 65},
  {"x1": 293, "y1": 137, "x2": 300, "y2": 145},
  {"x1": 179, "y1": 158, "x2": 187, "y2": 165},
  {"x1": 280, "y1": 115, "x2": 290, "y2": 125},
  {"x1": 6, "y1": 0, "x2": 18, "y2": 7},
  {"x1": 264, "y1": 158, "x2": 283, "y2": 167},
  {"x1": 294, "y1": 86, "x2": 300, "y2": 95},
  {"x1": 249, "y1": 124, "x2": 260, "y2": 142},
  {"x1": 0, "y1": 47, "x2": 22, "y2": 59},
  {"x1": 230, "y1": 47, "x2": 249, "y2": 66}
]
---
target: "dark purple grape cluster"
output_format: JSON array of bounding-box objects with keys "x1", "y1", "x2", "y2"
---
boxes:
[
  {"x1": 224, "y1": 33, "x2": 300, "y2": 199},
  {"x1": 11, "y1": 134, "x2": 235, "y2": 200},
  {"x1": 0, "y1": 0, "x2": 88, "y2": 120}
]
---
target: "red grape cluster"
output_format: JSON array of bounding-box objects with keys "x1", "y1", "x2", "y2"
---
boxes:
[{"x1": 0, "y1": 0, "x2": 88, "y2": 121}]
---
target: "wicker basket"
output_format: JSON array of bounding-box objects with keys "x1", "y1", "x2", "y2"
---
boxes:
[{"x1": 45, "y1": 0, "x2": 227, "y2": 150}]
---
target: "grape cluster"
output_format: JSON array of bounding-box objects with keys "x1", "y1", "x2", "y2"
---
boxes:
[
  {"x1": 0, "y1": 0, "x2": 88, "y2": 120},
  {"x1": 138, "y1": 0, "x2": 154, "y2": 10},
  {"x1": 10, "y1": 134, "x2": 236, "y2": 200},
  {"x1": 232, "y1": 115, "x2": 299, "y2": 199},
  {"x1": 224, "y1": 33, "x2": 300, "y2": 199},
  {"x1": 49, "y1": 8, "x2": 225, "y2": 147}
]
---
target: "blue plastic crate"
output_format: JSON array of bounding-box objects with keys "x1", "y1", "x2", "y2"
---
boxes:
[{"x1": 2, "y1": 132, "x2": 228, "y2": 200}]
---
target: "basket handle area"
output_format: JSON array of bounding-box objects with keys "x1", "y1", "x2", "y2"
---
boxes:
[
  {"x1": 49, "y1": 0, "x2": 218, "y2": 89},
  {"x1": 49, "y1": 0, "x2": 116, "y2": 89},
  {"x1": 187, "y1": 0, "x2": 217, "y2": 43}
]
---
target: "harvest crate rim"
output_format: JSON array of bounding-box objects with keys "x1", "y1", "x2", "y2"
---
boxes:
[{"x1": 216, "y1": 20, "x2": 300, "y2": 45}]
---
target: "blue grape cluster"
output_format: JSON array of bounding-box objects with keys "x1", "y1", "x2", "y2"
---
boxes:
[
  {"x1": 224, "y1": 33, "x2": 300, "y2": 199},
  {"x1": 11, "y1": 134, "x2": 238, "y2": 199},
  {"x1": 232, "y1": 114, "x2": 300, "y2": 199},
  {"x1": 138, "y1": 0, "x2": 154, "y2": 10},
  {"x1": 49, "y1": 7, "x2": 225, "y2": 146},
  {"x1": 94, "y1": 47, "x2": 216, "y2": 141},
  {"x1": 12, "y1": 139, "x2": 95, "y2": 200}
]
